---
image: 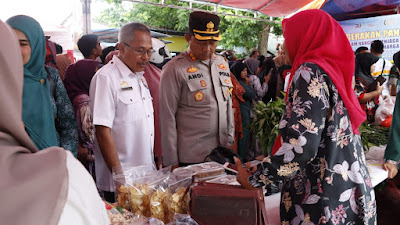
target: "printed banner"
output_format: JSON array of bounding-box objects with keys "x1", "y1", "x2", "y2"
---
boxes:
[{"x1": 339, "y1": 14, "x2": 400, "y2": 59}]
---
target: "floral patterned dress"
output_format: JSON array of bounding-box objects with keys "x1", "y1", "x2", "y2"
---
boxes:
[
  {"x1": 47, "y1": 66, "x2": 78, "y2": 157},
  {"x1": 249, "y1": 63, "x2": 376, "y2": 225}
]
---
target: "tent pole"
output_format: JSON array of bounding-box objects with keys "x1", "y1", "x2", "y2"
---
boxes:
[{"x1": 81, "y1": 0, "x2": 92, "y2": 35}]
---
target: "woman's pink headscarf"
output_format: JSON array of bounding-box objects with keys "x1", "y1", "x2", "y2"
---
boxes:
[{"x1": 272, "y1": 10, "x2": 366, "y2": 155}]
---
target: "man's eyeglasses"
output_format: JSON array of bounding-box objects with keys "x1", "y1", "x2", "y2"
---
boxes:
[{"x1": 123, "y1": 42, "x2": 155, "y2": 56}]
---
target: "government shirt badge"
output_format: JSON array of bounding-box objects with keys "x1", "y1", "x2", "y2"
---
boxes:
[
  {"x1": 121, "y1": 81, "x2": 132, "y2": 91},
  {"x1": 194, "y1": 91, "x2": 204, "y2": 101},
  {"x1": 224, "y1": 78, "x2": 231, "y2": 84},
  {"x1": 200, "y1": 80, "x2": 207, "y2": 87}
]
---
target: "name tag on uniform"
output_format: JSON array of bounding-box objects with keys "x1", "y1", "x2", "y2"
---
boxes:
[{"x1": 121, "y1": 81, "x2": 133, "y2": 91}]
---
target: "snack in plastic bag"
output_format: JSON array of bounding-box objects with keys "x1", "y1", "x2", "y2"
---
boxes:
[
  {"x1": 105, "y1": 201, "x2": 134, "y2": 225},
  {"x1": 149, "y1": 172, "x2": 171, "y2": 224},
  {"x1": 150, "y1": 188, "x2": 170, "y2": 223},
  {"x1": 116, "y1": 185, "x2": 130, "y2": 210},
  {"x1": 169, "y1": 170, "x2": 192, "y2": 215},
  {"x1": 170, "y1": 187, "x2": 190, "y2": 214},
  {"x1": 205, "y1": 174, "x2": 240, "y2": 185},
  {"x1": 129, "y1": 183, "x2": 151, "y2": 217},
  {"x1": 113, "y1": 164, "x2": 155, "y2": 211},
  {"x1": 187, "y1": 162, "x2": 225, "y2": 179}
]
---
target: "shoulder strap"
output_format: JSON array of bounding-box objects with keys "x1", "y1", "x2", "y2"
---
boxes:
[{"x1": 380, "y1": 58, "x2": 386, "y2": 76}]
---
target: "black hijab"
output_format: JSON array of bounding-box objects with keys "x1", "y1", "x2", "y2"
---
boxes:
[
  {"x1": 230, "y1": 61, "x2": 247, "y2": 82},
  {"x1": 355, "y1": 52, "x2": 379, "y2": 90}
]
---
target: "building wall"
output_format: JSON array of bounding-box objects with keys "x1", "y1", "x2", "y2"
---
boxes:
[{"x1": 162, "y1": 35, "x2": 188, "y2": 53}]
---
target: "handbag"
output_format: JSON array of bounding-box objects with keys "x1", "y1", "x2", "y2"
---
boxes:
[
  {"x1": 367, "y1": 59, "x2": 386, "y2": 92},
  {"x1": 204, "y1": 146, "x2": 239, "y2": 165},
  {"x1": 188, "y1": 182, "x2": 269, "y2": 225}
]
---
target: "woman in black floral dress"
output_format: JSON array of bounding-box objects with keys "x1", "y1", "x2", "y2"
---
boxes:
[{"x1": 236, "y1": 10, "x2": 376, "y2": 225}]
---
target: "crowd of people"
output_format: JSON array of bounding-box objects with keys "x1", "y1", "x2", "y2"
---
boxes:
[{"x1": 4, "y1": 8, "x2": 400, "y2": 225}]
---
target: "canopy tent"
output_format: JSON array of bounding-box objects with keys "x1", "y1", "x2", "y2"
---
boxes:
[
  {"x1": 159, "y1": 0, "x2": 400, "y2": 20},
  {"x1": 178, "y1": 0, "x2": 315, "y2": 17},
  {"x1": 320, "y1": 0, "x2": 400, "y2": 21}
]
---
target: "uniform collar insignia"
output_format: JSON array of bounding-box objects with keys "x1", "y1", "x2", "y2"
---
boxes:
[{"x1": 189, "y1": 52, "x2": 197, "y2": 61}]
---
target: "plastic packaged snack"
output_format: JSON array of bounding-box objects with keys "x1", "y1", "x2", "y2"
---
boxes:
[
  {"x1": 104, "y1": 201, "x2": 134, "y2": 225},
  {"x1": 168, "y1": 171, "x2": 193, "y2": 215},
  {"x1": 187, "y1": 162, "x2": 225, "y2": 179},
  {"x1": 205, "y1": 174, "x2": 240, "y2": 185},
  {"x1": 149, "y1": 173, "x2": 171, "y2": 224},
  {"x1": 116, "y1": 185, "x2": 131, "y2": 210},
  {"x1": 129, "y1": 179, "x2": 152, "y2": 217},
  {"x1": 112, "y1": 165, "x2": 155, "y2": 213},
  {"x1": 172, "y1": 167, "x2": 193, "y2": 178}
]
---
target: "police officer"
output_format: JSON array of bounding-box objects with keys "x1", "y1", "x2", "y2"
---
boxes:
[{"x1": 160, "y1": 11, "x2": 234, "y2": 167}]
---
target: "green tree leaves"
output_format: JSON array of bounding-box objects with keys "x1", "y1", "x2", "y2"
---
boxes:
[{"x1": 95, "y1": 0, "x2": 282, "y2": 50}]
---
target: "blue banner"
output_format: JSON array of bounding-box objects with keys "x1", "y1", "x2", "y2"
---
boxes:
[{"x1": 339, "y1": 14, "x2": 400, "y2": 59}]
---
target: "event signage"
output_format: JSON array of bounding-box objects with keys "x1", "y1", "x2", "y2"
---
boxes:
[{"x1": 339, "y1": 14, "x2": 400, "y2": 59}]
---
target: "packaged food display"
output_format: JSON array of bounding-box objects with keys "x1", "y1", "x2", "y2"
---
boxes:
[
  {"x1": 149, "y1": 174, "x2": 171, "y2": 223},
  {"x1": 104, "y1": 201, "x2": 134, "y2": 225},
  {"x1": 112, "y1": 165, "x2": 155, "y2": 214},
  {"x1": 116, "y1": 185, "x2": 130, "y2": 210},
  {"x1": 171, "y1": 167, "x2": 193, "y2": 178},
  {"x1": 168, "y1": 171, "x2": 192, "y2": 215},
  {"x1": 187, "y1": 162, "x2": 225, "y2": 179},
  {"x1": 129, "y1": 183, "x2": 151, "y2": 217},
  {"x1": 205, "y1": 174, "x2": 240, "y2": 186},
  {"x1": 170, "y1": 187, "x2": 190, "y2": 214}
]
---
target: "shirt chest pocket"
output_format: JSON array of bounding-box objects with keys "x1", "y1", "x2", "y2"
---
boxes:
[
  {"x1": 116, "y1": 90, "x2": 140, "y2": 122},
  {"x1": 219, "y1": 76, "x2": 233, "y2": 101},
  {"x1": 187, "y1": 79, "x2": 210, "y2": 106}
]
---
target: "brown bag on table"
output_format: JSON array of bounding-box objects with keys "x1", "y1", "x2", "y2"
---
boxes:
[{"x1": 188, "y1": 182, "x2": 269, "y2": 225}]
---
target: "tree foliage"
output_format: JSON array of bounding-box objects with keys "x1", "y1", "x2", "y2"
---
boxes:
[{"x1": 96, "y1": 0, "x2": 282, "y2": 50}]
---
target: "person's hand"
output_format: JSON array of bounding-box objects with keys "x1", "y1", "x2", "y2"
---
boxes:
[
  {"x1": 87, "y1": 154, "x2": 95, "y2": 163},
  {"x1": 77, "y1": 144, "x2": 89, "y2": 164},
  {"x1": 390, "y1": 84, "x2": 397, "y2": 96},
  {"x1": 244, "y1": 76, "x2": 250, "y2": 86},
  {"x1": 234, "y1": 157, "x2": 257, "y2": 190},
  {"x1": 273, "y1": 55, "x2": 285, "y2": 68},
  {"x1": 265, "y1": 73, "x2": 272, "y2": 84},
  {"x1": 383, "y1": 162, "x2": 398, "y2": 179},
  {"x1": 376, "y1": 83, "x2": 384, "y2": 94}
]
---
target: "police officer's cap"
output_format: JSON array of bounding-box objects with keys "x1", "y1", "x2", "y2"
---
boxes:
[{"x1": 189, "y1": 11, "x2": 222, "y2": 41}]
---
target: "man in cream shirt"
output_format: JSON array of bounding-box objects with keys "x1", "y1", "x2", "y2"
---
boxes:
[
  {"x1": 160, "y1": 11, "x2": 234, "y2": 167},
  {"x1": 90, "y1": 22, "x2": 155, "y2": 202}
]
